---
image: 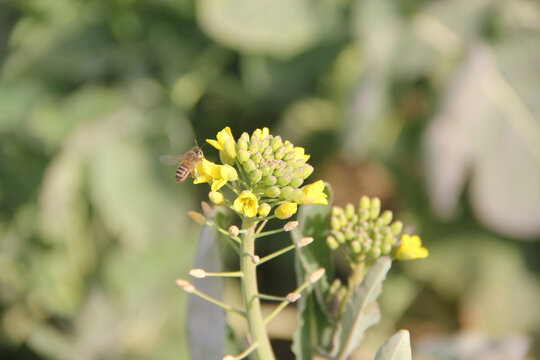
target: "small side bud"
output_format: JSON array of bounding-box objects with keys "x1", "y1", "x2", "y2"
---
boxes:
[
  {"x1": 266, "y1": 186, "x2": 281, "y2": 198},
  {"x1": 390, "y1": 221, "x2": 403, "y2": 236},
  {"x1": 286, "y1": 292, "x2": 301, "y2": 303},
  {"x1": 309, "y1": 268, "x2": 326, "y2": 283},
  {"x1": 189, "y1": 268, "x2": 206, "y2": 278},
  {"x1": 201, "y1": 201, "x2": 213, "y2": 217},
  {"x1": 283, "y1": 221, "x2": 298, "y2": 232},
  {"x1": 209, "y1": 191, "x2": 225, "y2": 205},
  {"x1": 175, "y1": 279, "x2": 195, "y2": 293},
  {"x1": 370, "y1": 197, "x2": 381, "y2": 220},
  {"x1": 326, "y1": 235, "x2": 339, "y2": 249},
  {"x1": 258, "y1": 203, "x2": 271, "y2": 217},
  {"x1": 297, "y1": 237, "x2": 313, "y2": 248},
  {"x1": 228, "y1": 225, "x2": 240, "y2": 237},
  {"x1": 251, "y1": 255, "x2": 260, "y2": 264},
  {"x1": 188, "y1": 210, "x2": 206, "y2": 225}
]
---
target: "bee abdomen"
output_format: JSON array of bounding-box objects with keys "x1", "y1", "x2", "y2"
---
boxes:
[{"x1": 175, "y1": 164, "x2": 190, "y2": 182}]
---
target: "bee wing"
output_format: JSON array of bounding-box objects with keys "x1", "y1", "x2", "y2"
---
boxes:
[{"x1": 159, "y1": 154, "x2": 183, "y2": 165}]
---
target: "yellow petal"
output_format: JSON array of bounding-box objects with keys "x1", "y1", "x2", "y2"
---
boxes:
[
  {"x1": 206, "y1": 138, "x2": 223, "y2": 150},
  {"x1": 275, "y1": 202, "x2": 298, "y2": 219}
]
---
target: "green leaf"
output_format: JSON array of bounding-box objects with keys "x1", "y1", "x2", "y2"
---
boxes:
[
  {"x1": 374, "y1": 330, "x2": 412, "y2": 360},
  {"x1": 291, "y1": 184, "x2": 334, "y2": 359},
  {"x1": 187, "y1": 220, "x2": 226, "y2": 360},
  {"x1": 331, "y1": 257, "x2": 392, "y2": 360},
  {"x1": 196, "y1": 0, "x2": 335, "y2": 58}
]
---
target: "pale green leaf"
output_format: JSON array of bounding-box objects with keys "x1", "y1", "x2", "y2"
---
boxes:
[{"x1": 374, "y1": 330, "x2": 412, "y2": 360}]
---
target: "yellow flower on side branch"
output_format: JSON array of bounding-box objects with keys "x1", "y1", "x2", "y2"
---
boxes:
[
  {"x1": 298, "y1": 180, "x2": 328, "y2": 205},
  {"x1": 207, "y1": 126, "x2": 237, "y2": 161},
  {"x1": 194, "y1": 159, "x2": 238, "y2": 192},
  {"x1": 233, "y1": 190, "x2": 259, "y2": 218},
  {"x1": 396, "y1": 234, "x2": 428, "y2": 260}
]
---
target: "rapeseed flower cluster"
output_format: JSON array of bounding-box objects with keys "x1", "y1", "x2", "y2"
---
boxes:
[
  {"x1": 326, "y1": 196, "x2": 428, "y2": 262},
  {"x1": 194, "y1": 127, "x2": 327, "y2": 220}
]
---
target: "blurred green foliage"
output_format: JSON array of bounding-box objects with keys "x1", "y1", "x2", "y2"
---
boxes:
[{"x1": 1, "y1": 0, "x2": 539, "y2": 359}]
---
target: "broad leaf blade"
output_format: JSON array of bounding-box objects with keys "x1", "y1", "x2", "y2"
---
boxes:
[
  {"x1": 187, "y1": 221, "x2": 226, "y2": 360},
  {"x1": 292, "y1": 184, "x2": 335, "y2": 359},
  {"x1": 374, "y1": 330, "x2": 412, "y2": 360},
  {"x1": 332, "y1": 257, "x2": 392, "y2": 360}
]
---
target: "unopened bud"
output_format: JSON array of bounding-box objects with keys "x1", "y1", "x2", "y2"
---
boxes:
[
  {"x1": 326, "y1": 235, "x2": 339, "y2": 249},
  {"x1": 240, "y1": 131, "x2": 250, "y2": 143},
  {"x1": 334, "y1": 231, "x2": 346, "y2": 243},
  {"x1": 266, "y1": 186, "x2": 281, "y2": 198},
  {"x1": 209, "y1": 191, "x2": 224, "y2": 205},
  {"x1": 223, "y1": 139, "x2": 237, "y2": 159},
  {"x1": 249, "y1": 169, "x2": 263, "y2": 184},
  {"x1": 244, "y1": 159, "x2": 257, "y2": 173},
  {"x1": 297, "y1": 237, "x2": 313, "y2": 248},
  {"x1": 237, "y1": 149, "x2": 250, "y2": 163},
  {"x1": 309, "y1": 268, "x2": 326, "y2": 283},
  {"x1": 219, "y1": 150, "x2": 234, "y2": 166},
  {"x1": 370, "y1": 197, "x2": 381, "y2": 220},
  {"x1": 380, "y1": 210, "x2": 393, "y2": 225},
  {"x1": 228, "y1": 225, "x2": 240, "y2": 237},
  {"x1": 359, "y1": 196, "x2": 370, "y2": 210},
  {"x1": 175, "y1": 279, "x2": 194, "y2": 293},
  {"x1": 258, "y1": 203, "x2": 271, "y2": 217},
  {"x1": 237, "y1": 137, "x2": 248, "y2": 151},
  {"x1": 277, "y1": 175, "x2": 292, "y2": 186},
  {"x1": 345, "y1": 203, "x2": 355, "y2": 220},
  {"x1": 283, "y1": 150, "x2": 296, "y2": 161},
  {"x1": 251, "y1": 152, "x2": 262, "y2": 164},
  {"x1": 301, "y1": 165, "x2": 314, "y2": 179},
  {"x1": 271, "y1": 136, "x2": 283, "y2": 151},
  {"x1": 368, "y1": 247, "x2": 381, "y2": 258},
  {"x1": 280, "y1": 186, "x2": 294, "y2": 199},
  {"x1": 381, "y1": 243, "x2": 392, "y2": 255},
  {"x1": 201, "y1": 201, "x2": 213, "y2": 217},
  {"x1": 289, "y1": 177, "x2": 304, "y2": 188},
  {"x1": 188, "y1": 210, "x2": 206, "y2": 225},
  {"x1": 286, "y1": 292, "x2": 301, "y2": 302},
  {"x1": 248, "y1": 138, "x2": 259, "y2": 153},
  {"x1": 274, "y1": 147, "x2": 286, "y2": 160},
  {"x1": 251, "y1": 255, "x2": 260, "y2": 264},
  {"x1": 390, "y1": 221, "x2": 403, "y2": 236},
  {"x1": 351, "y1": 240, "x2": 362, "y2": 254},
  {"x1": 284, "y1": 221, "x2": 298, "y2": 231},
  {"x1": 189, "y1": 268, "x2": 206, "y2": 278}
]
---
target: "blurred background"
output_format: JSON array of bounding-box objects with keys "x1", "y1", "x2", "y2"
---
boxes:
[{"x1": 1, "y1": 0, "x2": 539, "y2": 359}]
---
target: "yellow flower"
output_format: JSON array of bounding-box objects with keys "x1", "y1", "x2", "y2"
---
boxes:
[
  {"x1": 193, "y1": 159, "x2": 238, "y2": 191},
  {"x1": 298, "y1": 180, "x2": 328, "y2": 205},
  {"x1": 258, "y1": 203, "x2": 271, "y2": 217},
  {"x1": 233, "y1": 191, "x2": 258, "y2": 218},
  {"x1": 396, "y1": 234, "x2": 428, "y2": 260},
  {"x1": 206, "y1": 127, "x2": 236, "y2": 159},
  {"x1": 275, "y1": 202, "x2": 298, "y2": 219},
  {"x1": 294, "y1": 146, "x2": 310, "y2": 161}
]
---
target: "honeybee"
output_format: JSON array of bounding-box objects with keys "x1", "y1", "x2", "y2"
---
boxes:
[{"x1": 160, "y1": 146, "x2": 205, "y2": 182}]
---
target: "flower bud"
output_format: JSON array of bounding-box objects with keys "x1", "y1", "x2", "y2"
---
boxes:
[
  {"x1": 381, "y1": 243, "x2": 392, "y2": 255},
  {"x1": 228, "y1": 225, "x2": 240, "y2": 237},
  {"x1": 289, "y1": 177, "x2": 304, "y2": 188},
  {"x1": 261, "y1": 175, "x2": 277, "y2": 186},
  {"x1": 280, "y1": 186, "x2": 294, "y2": 199},
  {"x1": 249, "y1": 169, "x2": 263, "y2": 184},
  {"x1": 309, "y1": 268, "x2": 325, "y2": 283},
  {"x1": 251, "y1": 152, "x2": 262, "y2": 164},
  {"x1": 274, "y1": 147, "x2": 286, "y2": 160},
  {"x1": 331, "y1": 216, "x2": 341, "y2": 231},
  {"x1": 188, "y1": 210, "x2": 206, "y2": 225},
  {"x1": 297, "y1": 237, "x2": 313, "y2": 248},
  {"x1": 258, "y1": 203, "x2": 271, "y2": 217},
  {"x1": 219, "y1": 150, "x2": 234, "y2": 165},
  {"x1": 222, "y1": 165, "x2": 238, "y2": 181},
  {"x1": 345, "y1": 203, "x2": 355, "y2": 220},
  {"x1": 249, "y1": 138, "x2": 259, "y2": 153},
  {"x1": 244, "y1": 159, "x2": 257, "y2": 173},
  {"x1": 370, "y1": 197, "x2": 381, "y2": 220},
  {"x1": 240, "y1": 131, "x2": 250, "y2": 143},
  {"x1": 277, "y1": 175, "x2": 292, "y2": 186},
  {"x1": 380, "y1": 210, "x2": 393, "y2": 225},
  {"x1": 189, "y1": 268, "x2": 206, "y2": 278},
  {"x1": 175, "y1": 279, "x2": 194, "y2": 293},
  {"x1": 390, "y1": 221, "x2": 403, "y2": 236},
  {"x1": 283, "y1": 150, "x2": 296, "y2": 161},
  {"x1": 237, "y1": 149, "x2": 250, "y2": 164},
  {"x1": 201, "y1": 201, "x2": 213, "y2": 217},
  {"x1": 358, "y1": 208, "x2": 369, "y2": 220},
  {"x1": 301, "y1": 165, "x2": 314, "y2": 179},
  {"x1": 327, "y1": 235, "x2": 339, "y2": 249},
  {"x1": 290, "y1": 188, "x2": 304, "y2": 202},
  {"x1": 284, "y1": 221, "x2": 299, "y2": 231},
  {"x1": 351, "y1": 240, "x2": 362, "y2": 254},
  {"x1": 283, "y1": 141, "x2": 294, "y2": 154},
  {"x1": 266, "y1": 186, "x2": 281, "y2": 198},
  {"x1": 332, "y1": 206, "x2": 343, "y2": 216},
  {"x1": 271, "y1": 136, "x2": 283, "y2": 151},
  {"x1": 237, "y1": 137, "x2": 248, "y2": 151},
  {"x1": 260, "y1": 164, "x2": 271, "y2": 177},
  {"x1": 359, "y1": 196, "x2": 370, "y2": 210},
  {"x1": 286, "y1": 292, "x2": 301, "y2": 302},
  {"x1": 223, "y1": 139, "x2": 237, "y2": 159},
  {"x1": 209, "y1": 191, "x2": 224, "y2": 205},
  {"x1": 275, "y1": 202, "x2": 298, "y2": 219},
  {"x1": 259, "y1": 139, "x2": 269, "y2": 153},
  {"x1": 368, "y1": 247, "x2": 381, "y2": 258},
  {"x1": 334, "y1": 231, "x2": 346, "y2": 243}
]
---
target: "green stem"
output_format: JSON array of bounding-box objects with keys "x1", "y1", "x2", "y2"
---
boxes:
[
  {"x1": 257, "y1": 244, "x2": 296, "y2": 266},
  {"x1": 240, "y1": 217, "x2": 275, "y2": 360}
]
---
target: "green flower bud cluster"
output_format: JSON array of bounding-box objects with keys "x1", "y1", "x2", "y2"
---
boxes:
[
  {"x1": 236, "y1": 131, "x2": 314, "y2": 201},
  {"x1": 326, "y1": 196, "x2": 404, "y2": 263}
]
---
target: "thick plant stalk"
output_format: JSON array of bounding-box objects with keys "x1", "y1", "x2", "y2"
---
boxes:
[{"x1": 240, "y1": 218, "x2": 275, "y2": 360}]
